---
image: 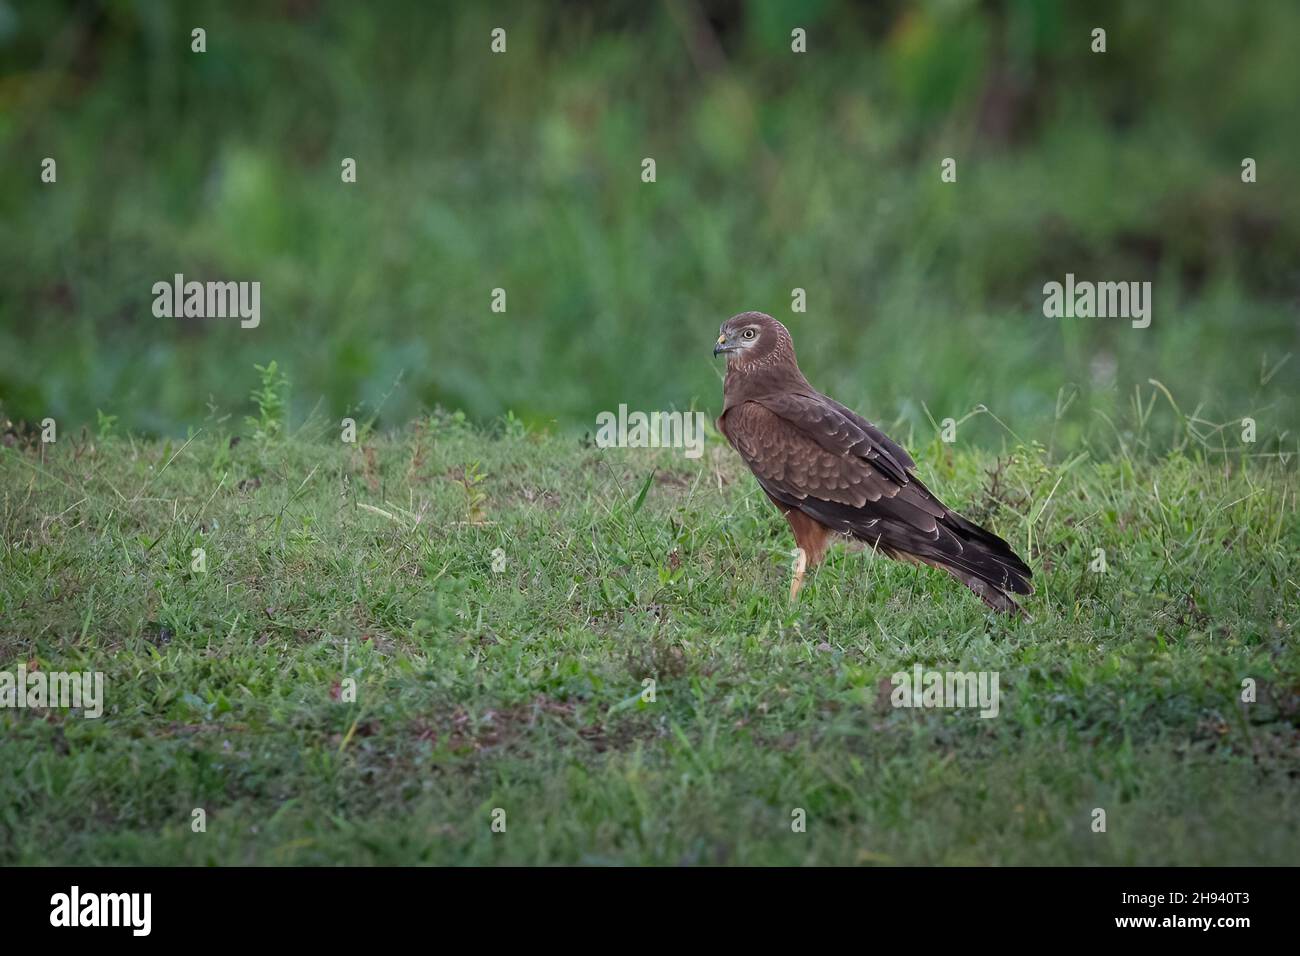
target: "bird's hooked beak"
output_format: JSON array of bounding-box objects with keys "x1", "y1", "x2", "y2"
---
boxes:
[{"x1": 713, "y1": 332, "x2": 733, "y2": 356}]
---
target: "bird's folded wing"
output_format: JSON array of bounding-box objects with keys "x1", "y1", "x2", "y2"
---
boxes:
[
  {"x1": 721, "y1": 395, "x2": 1031, "y2": 593},
  {"x1": 722, "y1": 399, "x2": 941, "y2": 521},
  {"x1": 753, "y1": 391, "x2": 915, "y2": 486}
]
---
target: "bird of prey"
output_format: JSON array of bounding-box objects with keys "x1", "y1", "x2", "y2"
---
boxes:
[{"x1": 714, "y1": 311, "x2": 1032, "y2": 613}]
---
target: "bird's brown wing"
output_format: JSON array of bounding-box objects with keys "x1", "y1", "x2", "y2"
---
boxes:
[
  {"x1": 719, "y1": 398, "x2": 943, "y2": 528},
  {"x1": 719, "y1": 397, "x2": 1032, "y2": 602},
  {"x1": 758, "y1": 391, "x2": 917, "y2": 486}
]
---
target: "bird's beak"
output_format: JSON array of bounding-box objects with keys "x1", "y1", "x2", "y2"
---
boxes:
[{"x1": 713, "y1": 333, "x2": 730, "y2": 356}]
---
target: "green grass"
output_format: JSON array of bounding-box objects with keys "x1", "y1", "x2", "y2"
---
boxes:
[{"x1": 2, "y1": 408, "x2": 1297, "y2": 865}]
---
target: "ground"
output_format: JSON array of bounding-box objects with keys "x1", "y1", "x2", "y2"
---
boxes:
[{"x1": 1, "y1": 414, "x2": 1297, "y2": 865}]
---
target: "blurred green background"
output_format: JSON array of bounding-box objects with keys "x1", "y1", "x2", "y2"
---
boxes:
[{"x1": 1, "y1": 0, "x2": 1297, "y2": 450}]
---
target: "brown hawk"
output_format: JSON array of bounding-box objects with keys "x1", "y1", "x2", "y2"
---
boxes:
[{"x1": 714, "y1": 311, "x2": 1032, "y2": 613}]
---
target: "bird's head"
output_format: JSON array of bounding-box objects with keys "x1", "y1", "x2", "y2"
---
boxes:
[{"x1": 713, "y1": 312, "x2": 793, "y2": 368}]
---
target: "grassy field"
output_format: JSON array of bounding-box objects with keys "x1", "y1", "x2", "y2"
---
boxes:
[
  {"x1": 2, "y1": 401, "x2": 1297, "y2": 865},
  {"x1": 3, "y1": 2, "x2": 1298, "y2": 870}
]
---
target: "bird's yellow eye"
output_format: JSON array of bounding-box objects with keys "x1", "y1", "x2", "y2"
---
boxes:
[{"x1": 743, "y1": 328, "x2": 756, "y2": 339}]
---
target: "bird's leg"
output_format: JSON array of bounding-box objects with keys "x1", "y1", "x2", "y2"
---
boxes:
[{"x1": 789, "y1": 547, "x2": 808, "y2": 602}]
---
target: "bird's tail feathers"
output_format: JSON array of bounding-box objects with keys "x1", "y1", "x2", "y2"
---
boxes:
[{"x1": 877, "y1": 516, "x2": 1033, "y2": 616}]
